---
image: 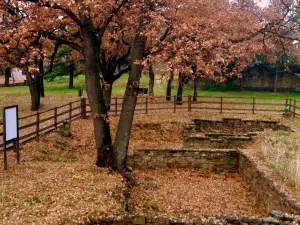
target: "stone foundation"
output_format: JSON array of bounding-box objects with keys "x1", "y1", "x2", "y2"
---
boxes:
[
  {"x1": 186, "y1": 118, "x2": 292, "y2": 133},
  {"x1": 127, "y1": 149, "x2": 300, "y2": 215},
  {"x1": 183, "y1": 118, "x2": 292, "y2": 149}
]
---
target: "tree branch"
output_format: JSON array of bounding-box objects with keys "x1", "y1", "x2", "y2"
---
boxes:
[
  {"x1": 45, "y1": 42, "x2": 61, "y2": 75},
  {"x1": 40, "y1": 31, "x2": 83, "y2": 52},
  {"x1": 25, "y1": 0, "x2": 82, "y2": 26},
  {"x1": 112, "y1": 65, "x2": 131, "y2": 82}
]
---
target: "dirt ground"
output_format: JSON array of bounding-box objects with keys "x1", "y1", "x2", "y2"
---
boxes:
[{"x1": 129, "y1": 169, "x2": 266, "y2": 217}]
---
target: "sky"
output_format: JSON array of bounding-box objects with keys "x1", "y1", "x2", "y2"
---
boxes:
[{"x1": 255, "y1": 0, "x2": 270, "y2": 8}]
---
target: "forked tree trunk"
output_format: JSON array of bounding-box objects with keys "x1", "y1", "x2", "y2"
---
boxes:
[
  {"x1": 166, "y1": 69, "x2": 174, "y2": 101},
  {"x1": 113, "y1": 34, "x2": 147, "y2": 173},
  {"x1": 82, "y1": 27, "x2": 113, "y2": 168},
  {"x1": 4, "y1": 68, "x2": 10, "y2": 86},
  {"x1": 149, "y1": 62, "x2": 154, "y2": 97},
  {"x1": 69, "y1": 63, "x2": 74, "y2": 89},
  {"x1": 176, "y1": 72, "x2": 184, "y2": 105},
  {"x1": 103, "y1": 83, "x2": 113, "y2": 111},
  {"x1": 193, "y1": 77, "x2": 199, "y2": 101}
]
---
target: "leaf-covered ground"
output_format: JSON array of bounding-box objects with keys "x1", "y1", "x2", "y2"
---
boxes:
[
  {"x1": 0, "y1": 162, "x2": 125, "y2": 225},
  {"x1": 129, "y1": 169, "x2": 266, "y2": 217}
]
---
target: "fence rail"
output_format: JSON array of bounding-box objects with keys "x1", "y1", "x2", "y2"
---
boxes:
[{"x1": 1, "y1": 95, "x2": 299, "y2": 148}]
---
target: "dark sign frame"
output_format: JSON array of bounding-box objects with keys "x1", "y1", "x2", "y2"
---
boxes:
[{"x1": 3, "y1": 105, "x2": 20, "y2": 170}]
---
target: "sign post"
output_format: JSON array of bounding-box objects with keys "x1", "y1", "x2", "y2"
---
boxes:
[{"x1": 3, "y1": 105, "x2": 19, "y2": 170}]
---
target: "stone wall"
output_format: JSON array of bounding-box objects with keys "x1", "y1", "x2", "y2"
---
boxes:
[
  {"x1": 238, "y1": 71, "x2": 300, "y2": 92},
  {"x1": 183, "y1": 118, "x2": 292, "y2": 149},
  {"x1": 87, "y1": 213, "x2": 300, "y2": 225},
  {"x1": 184, "y1": 118, "x2": 291, "y2": 135},
  {"x1": 127, "y1": 149, "x2": 238, "y2": 172},
  {"x1": 183, "y1": 136, "x2": 252, "y2": 149},
  {"x1": 239, "y1": 152, "x2": 300, "y2": 215}
]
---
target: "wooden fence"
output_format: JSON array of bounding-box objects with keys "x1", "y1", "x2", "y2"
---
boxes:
[{"x1": 1, "y1": 95, "x2": 299, "y2": 148}]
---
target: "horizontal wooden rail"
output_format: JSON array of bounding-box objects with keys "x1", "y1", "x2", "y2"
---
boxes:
[
  {"x1": 19, "y1": 121, "x2": 37, "y2": 130},
  {"x1": 1, "y1": 96, "x2": 300, "y2": 149},
  {"x1": 39, "y1": 116, "x2": 55, "y2": 124}
]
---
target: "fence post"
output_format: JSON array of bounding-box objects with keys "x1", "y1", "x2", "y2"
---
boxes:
[
  {"x1": 69, "y1": 102, "x2": 72, "y2": 124},
  {"x1": 294, "y1": 100, "x2": 296, "y2": 118},
  {"x1": 252, "y1": 97, "x2": 255, "y2": 114},
  {"x1": 145, "y1": 96, "x2": 148, "y2": 114},
  {"x1": 36, "y1": 112, "x2": 40, "y2": 141},
  {"x1": 173, "y1": 96, "x2": 176, "y2": 113},
  {"x1": 285, "y1": 98, "x2": 288, "y2": 108},
  {"x1": 54, "y1": 107, "x2": 57, "y2": 130},
  {"x1": 220, "y1": 97, "x2": 223, "y2": 114},
  {"x1": 188, "y1": 95, "x2": 192, "y2": 112},
  {"x1": 289, "y1": 99, "x2": 292, "y2": 112},
  {"x1": 115, "y1": 97, "x2": 118, "y2": 116},
  {"x1": 81, "y1": 98, "x2": 86, "y2": 119}
]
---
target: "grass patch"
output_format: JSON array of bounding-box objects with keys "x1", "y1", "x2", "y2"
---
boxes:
[
  {"x1": 25, "y1": 196, "x2": 41, "y2": 204},
  {"x1": 249, "y1": 130, "x2": 300, "y2": 197}
]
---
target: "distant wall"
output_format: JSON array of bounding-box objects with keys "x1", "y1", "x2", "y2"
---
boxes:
[{"x1": 239, "y1": 72, "x2": 300, "y2": 92}]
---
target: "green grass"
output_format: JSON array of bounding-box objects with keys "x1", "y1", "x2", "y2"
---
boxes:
[
  {"x1": 115, "y1": 74, "x2": 300, "y2": 100},
  {"x1": 1, "y1": 73, "x2": 300, "y2": 118},
  {"x1": 1, "y1": 73, "x2": 300, "y2": 99}
]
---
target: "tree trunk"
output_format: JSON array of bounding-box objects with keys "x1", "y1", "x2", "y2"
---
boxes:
[
  {"x1": 24, "y1": 66, "x2": 40, "y2": 111},
  {"x1": 103, "y1": 83, "x2": 112, "y2": 111},
  {"x1": 4, "y1": 68, "x2": 10, "y2": 86},
  {"x1": 29, "y1": 83, "x2": 40, "y2": 111},
  {"x1": 274, "y1": 70, "x2": 278, "y2": 93},
  {"x1": 176, "y1": 72, "x2": 184, "y2": 105},
  {"x1": 193, "y1": 77, "x2": 199, "y2": 101},
  {"x1": 35, "y1": 73, "x2": 41, "y2": 107},
  {"x1": 113, "y1": 34, "x2": 147, "y2": 173},
  {"x1": 82, "y1": 27, "x2": 113, "y2": 168},
  {"x1": 239, "y1": 78, "x2": 243, "y2": 91},
  {"x1": 149, "y1": 62, "x2": 154, "y2": 97},
  {"x1": 166, "y1": 69, "x2": 174, "y2": 101},
  {"x1": 38, "y1": 57, "x2": 45, "y2": 97},
  {"x1": 69, "y1": 63, "x2": 74, "y2": 89}
]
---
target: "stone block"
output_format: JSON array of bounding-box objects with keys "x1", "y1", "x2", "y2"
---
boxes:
[{"x1": 133, "y1": 216, "x2": 146, "y2": 225}]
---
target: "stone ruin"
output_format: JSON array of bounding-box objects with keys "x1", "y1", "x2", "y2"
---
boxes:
[
  {"x1": 183, "y1": 118, "x2": 292, "y2": 149},
  {"x1": 94, "y1": 118, "x2": 300, "y2": 225}
]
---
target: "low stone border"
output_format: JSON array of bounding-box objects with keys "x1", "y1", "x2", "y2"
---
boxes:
[{"x1": 85, "y1": 212, "x2": 300, "y2": 224}]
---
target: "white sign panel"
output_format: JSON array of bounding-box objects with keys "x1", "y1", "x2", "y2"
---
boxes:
[{"x1": 4, "y1": 107, "x2": 18, "y2": 142}]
